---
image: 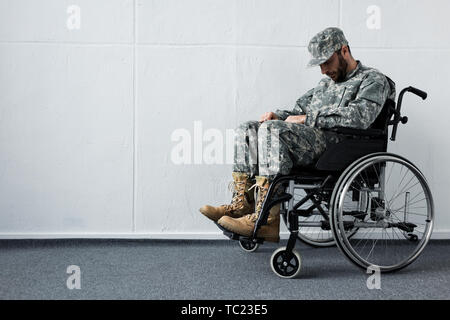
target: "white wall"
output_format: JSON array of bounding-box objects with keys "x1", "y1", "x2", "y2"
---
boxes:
[{"x1": 0, "y1": 0, "x2": 449, "y2": 239}]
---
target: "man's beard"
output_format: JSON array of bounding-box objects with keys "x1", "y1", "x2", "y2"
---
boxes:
[{"x1": 335, "y1": 54, "x2": 348, "y2": 82}]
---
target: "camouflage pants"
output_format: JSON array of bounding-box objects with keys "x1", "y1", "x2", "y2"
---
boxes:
[{"x1": 233, "y1": 120, "x2": 341, "y2": 180}]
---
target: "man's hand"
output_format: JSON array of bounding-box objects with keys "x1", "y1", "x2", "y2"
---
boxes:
[
  {"x1": 259, "y1": 112, "x2": 279, "y2": 123},
  {"x1": 285, "y1": 115, "x2": 306, "y2": 124}
]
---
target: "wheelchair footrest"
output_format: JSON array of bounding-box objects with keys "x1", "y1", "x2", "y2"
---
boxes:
[{"x1": 215, "y1": 222, "x2": 265, "y2": 244}]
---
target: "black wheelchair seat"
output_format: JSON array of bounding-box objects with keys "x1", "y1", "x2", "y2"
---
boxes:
[{"x1": 313, "y1": 134, "x2": 386, "y2": 171}]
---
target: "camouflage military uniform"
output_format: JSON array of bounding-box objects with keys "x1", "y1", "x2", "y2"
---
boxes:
[
  {"x1": 233, "y1": 120, "x2": 330, "y2": 179},
  {"x1": 274, "y1": 61, "x2": 395, "y2": 129},
  {"x1": 233, "y1": 27, "x2": 394, "y2": 180}
]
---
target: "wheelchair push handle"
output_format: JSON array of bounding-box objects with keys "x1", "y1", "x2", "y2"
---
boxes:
[
  {"x1": 390, "y1": 85, "x2": 428, "y2": 141},
  {"x1": 407, "y1": 86, "x2": 427, "y2": 100}
]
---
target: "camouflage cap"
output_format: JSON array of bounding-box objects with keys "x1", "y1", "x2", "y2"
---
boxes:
[{"x1": 307, "y1": 27, "x2": 348, "y2": 67}]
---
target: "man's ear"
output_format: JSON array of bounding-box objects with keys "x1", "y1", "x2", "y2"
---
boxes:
[
  {"x1": 341, "y1": 45, "x2": 348, "y2": 57},
  {"x1": 341, "y1": 45, "x2": 351, "y2": 59}
]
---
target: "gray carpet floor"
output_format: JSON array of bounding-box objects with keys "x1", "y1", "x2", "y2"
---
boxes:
[{"x1": 0, "y1": 239, "x2": 449, "y2": 300}]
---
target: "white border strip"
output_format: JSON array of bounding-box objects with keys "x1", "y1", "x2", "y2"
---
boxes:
[{"x1": 0, "y1": 230, "x2": 449, "y2": 240}]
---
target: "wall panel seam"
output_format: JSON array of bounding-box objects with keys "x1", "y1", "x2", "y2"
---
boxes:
[{"x1": 132, "y1": 0, "x2": 137, "y2": 233}]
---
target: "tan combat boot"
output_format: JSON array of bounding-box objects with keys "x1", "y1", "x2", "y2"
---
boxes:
[
  {"x1": 199, "y1": 172, "x2": 255, "y2": 222},
  {"x1": 217, "y1": 176, "x2": 280, "y2": 242}
]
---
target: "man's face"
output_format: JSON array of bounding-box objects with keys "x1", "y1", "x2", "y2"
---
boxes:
[{"x1": 319, "y1": 50, "x2": 348, "y2": 82}]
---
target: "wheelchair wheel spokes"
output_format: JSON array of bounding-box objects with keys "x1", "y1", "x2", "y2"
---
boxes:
[
  {"x1": 332, "y1": 154, "x2": 434, "y2": 272},
  {"x1": 280, "y1": 187, "x2": 337, "y2": 247},
  {"x1": 283, "y1": 192, "x2": 359, "y2": 248},
  {"x1": 297, "y1": 209, "x2": 335, "y2": 246}
]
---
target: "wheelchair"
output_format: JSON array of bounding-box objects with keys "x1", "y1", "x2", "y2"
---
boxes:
[{"x1": 218, "y1": 78, "x2": 434, "y2": 278}]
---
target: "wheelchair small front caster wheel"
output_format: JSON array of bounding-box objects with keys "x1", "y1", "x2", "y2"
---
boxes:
[
  {"x1": 270, "y1": 247, "x2": 301, "y2": 279},
  {"x1": 239, "y1": 240, "x2": 259, "y2": 252}
]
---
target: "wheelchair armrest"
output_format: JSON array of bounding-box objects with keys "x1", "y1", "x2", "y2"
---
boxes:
[{"x1": 322, "y1": 127, "x2": 386, "y2": 138}]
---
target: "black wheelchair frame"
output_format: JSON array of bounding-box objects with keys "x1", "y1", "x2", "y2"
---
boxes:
[{"x1": 219, "y1": 77, "x2": 434, "y2": 278}]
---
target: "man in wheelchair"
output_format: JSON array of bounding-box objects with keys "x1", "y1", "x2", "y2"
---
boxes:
[{"x1": 199, "y1": 27, "x2": 395, "y2": 243}]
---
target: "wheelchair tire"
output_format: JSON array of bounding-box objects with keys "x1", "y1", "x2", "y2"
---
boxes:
[
  {"x1": 270, "y1": 247, "x2": 301, "y2": 279},
  {"x1": 239, "y1": 240, "x2": 259, "y2": 252},
  {"x1": 330, "y1": 153, "x2": 434, "y2": 272}
]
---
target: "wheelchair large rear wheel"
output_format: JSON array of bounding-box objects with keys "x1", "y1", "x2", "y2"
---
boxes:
[
  {"x1": 280, "y1": 155, "x2": 373, "y2": 248},
  {"x1": 330, "y1": 153, "x2": 434, "y2": 272},
  {"x1": 281, "y1": 201, "x2": 359, "y2": 247}
]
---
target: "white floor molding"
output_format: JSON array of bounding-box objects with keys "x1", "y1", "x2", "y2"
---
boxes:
[{"x1": 0, "y1": 229, "x2": 449, "y2": 240}]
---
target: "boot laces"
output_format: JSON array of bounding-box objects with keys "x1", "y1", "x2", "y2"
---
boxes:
[
  {"x1": 223, "y1": 180, "x2": 247, "y2": 213},
  {"x1": 246, "y1": 183, "x2": 269, "y2": 222}
]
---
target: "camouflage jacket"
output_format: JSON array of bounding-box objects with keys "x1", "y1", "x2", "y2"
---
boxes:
[{"x1": 274, "y1": 61, "x2": 395, "y2": 130}]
